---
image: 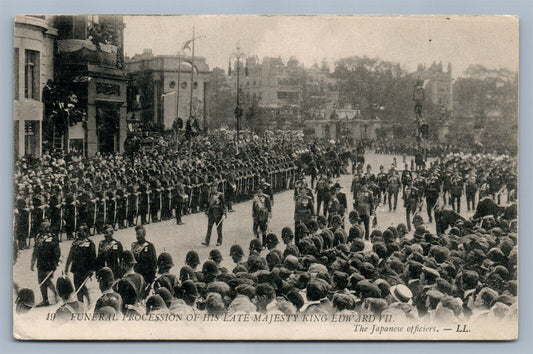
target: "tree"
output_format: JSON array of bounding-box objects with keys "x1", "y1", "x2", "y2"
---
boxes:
[
  {"x1": 206, "y1": 67, "x2": 236, "y2": 129},
  {"x1": 331, "y1": 56, "x2": 415, "y2": 123}
]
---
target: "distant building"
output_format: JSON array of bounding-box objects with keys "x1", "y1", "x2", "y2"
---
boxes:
[
  {"x1": 14, "y1": 15, "x2": 57, "y2": 158},
  {"x1": 414, "y1": 61, "x2": 453, "y2": 111},
  {"x1": 53, "y1": 15, "x2": 128, "y2": 156},
  {"x1": 125, "y1": 49, "x2": 210, "y2": 130},
  {"x1": 228, "y1": 56, "x2": 303, "y2": 120}
]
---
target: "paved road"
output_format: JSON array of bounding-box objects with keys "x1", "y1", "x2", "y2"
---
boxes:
[{"x1": 14, "y1": 151, "x2": 477, "y2": 312}]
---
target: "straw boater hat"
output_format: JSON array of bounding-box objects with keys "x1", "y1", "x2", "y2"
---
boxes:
[{"x1": 390, "y1": 284, "x2": 413, "y2": 304}]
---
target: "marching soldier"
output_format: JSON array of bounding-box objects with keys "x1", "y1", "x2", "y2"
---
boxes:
[
  {"x1": 387, "y1": 167, "x2": 401, "y2": 212},
  {"x1": 31, "y1": 221, "x2": 60, "y2": 307},
  {"x1": 450, "y1": 173, "x2": 464, "y2": 213},
  {"x1": 294, "y1": 192, "x2": 314, "y2": 241},
  {"x1": 202, "y1": 183, "x2": 227, "y2": 247},
  {"x1": 404, "y1": 185, "x2": 421, "y2": 232},
  {"x1": 97, "y1": 224, "x2": 124, "y2": 278},
  {"x1": 354, "y1": 182, "x2": 374, "y2": 239},
  {"x1": 413, "y1": 171, "x2": 427, "y2": 212},
  {"x1": 377, "y1": 165, "x2": 388, "y2": 204},
  {"x1": 315, "y1": 174, "x2": 331, "y2": 217},
  {"x1": 465, "y1": 169, "x2": 478, "y2": 211},
  {"x1": 425, "y1": 172, "x2": 441, "y2": 223},
  {"x1": 401, "y1": 164, "x2": 413, "y2": 197},
  {"x1": 252, "y1": 185, "x2": 272, "y2": 244},
  {"x1": 65, "y1": 224, "x2": 97, "y2": 305}
]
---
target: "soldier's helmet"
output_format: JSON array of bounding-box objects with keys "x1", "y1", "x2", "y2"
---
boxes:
[
  {"x1": 157, "y1": 252, "x2": 174, "y2": 268},
  {"x1": 185, "y1": 250, "x2": 200, "y2": 267},
  {"x1": 229, "y1": 244, "x2": 244, "y2": 257}
]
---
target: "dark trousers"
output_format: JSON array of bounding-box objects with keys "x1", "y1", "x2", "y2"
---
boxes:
[
  {"x1": 73, "y1": 272, "x2": 90, "y2": 304},
  {"x1": 426, "y1": 196, "x2": 437, "y2": 223},
  {"x1": 316, "y1": 196, "x2": 329, "y2": 216},
  {"x1": 388, "y1": 190, "x2": 399, "y2": 211},
  {"x1": 175, "y1": 202, "x2": 183, "y2": 223},
  {"x1": 466, "y1": 191, "x2": 476, "y2": 211},
  {"x1": 253, "y1": 219, "x2": 268, "y2": 243},
  {"x1": 360, "y1": 215, "x2": 370, "y2": 240},
  {"x1": 37, "y1": 268, "x2": 56, "y2": 303},
  {"x1": 205, "y1": 216, "x2": 223, "y2": 245},
  {"x1": 450, "y1": 194, "x2": 461, "y2": 214}
]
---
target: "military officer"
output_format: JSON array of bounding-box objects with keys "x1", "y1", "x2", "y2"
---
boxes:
[
  {"x1": 202, "y1": 183, "x2": 227, "y2": 247},
  {"x1": 31, "y1": 221, "x2": 60, "y2": 307},
  {"x1": 97, "y1": 224, "x2": 124, "y2": 278},
  {"x1": 377, "y1": 165, "x2": 389, "y2": 204},
  {"x1": 131, "y1": 225, "x2": 158, "y2": 284},
  {"x1": 252, "y1": 185, "x2": 272, "y2": 244},
  {"x1": 65, "y1": 224, "x2": 97, "y2": 305}
]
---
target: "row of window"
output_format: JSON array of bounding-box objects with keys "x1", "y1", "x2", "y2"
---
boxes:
[
  {"x1": 169, "y1": 81, "x2": 199, "y2": 89},
  {"x1": 14, "y1": 48, "x2": 40, "y2": 101}
]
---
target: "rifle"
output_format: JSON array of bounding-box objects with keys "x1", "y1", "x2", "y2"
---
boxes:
[{"x1": 90, "y1": 199, "x2": 98, "y2": 236}]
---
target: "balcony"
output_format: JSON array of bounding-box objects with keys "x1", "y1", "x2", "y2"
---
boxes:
[{"x1": 57, "y1": 39, "x2": 118, "y2": 67}]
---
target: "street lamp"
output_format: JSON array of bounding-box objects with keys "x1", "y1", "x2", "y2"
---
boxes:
[
  {"x1": 229, "y1": 44, "x2": 247, "y2": 141},
  {"x1": 413, "y1": 78, "x2": 426, "y2": 167}
]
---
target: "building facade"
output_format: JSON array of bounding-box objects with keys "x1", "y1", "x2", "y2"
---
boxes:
[
  {"x1": 53, "y1": 15, "x2": 128, "y2": 156},
  {"x1": 14, "y1": 15, "x2": 57, "y2": 158},
  {"x1": 415, "y1": 61, "x2": 453, "y2": 111},
  {"x1": 228, "y1": 56, "x2": 304, "y2": 119},
  {"x1": 125, "y1": 50, "x2": 210, "y2": 130}
]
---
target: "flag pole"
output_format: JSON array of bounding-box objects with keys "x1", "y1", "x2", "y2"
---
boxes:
[{"x1": 188, "y1": 27, "x2": 195, "y2": 164}]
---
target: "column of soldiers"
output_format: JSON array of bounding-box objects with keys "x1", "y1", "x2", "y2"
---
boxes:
[{"x1": 13, "y1": 155, "x2": 300, "y2": 250}]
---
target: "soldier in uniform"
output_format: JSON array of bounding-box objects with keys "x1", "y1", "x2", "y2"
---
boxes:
[
  {"x1": 138, "y1": 181, "x2": 150, "y2": 225},
  {"x1": 202, "y1": 183, "x2": 227, "y2": 247},
  {"x1": 294, "y1": 194, "x2": 314, "y2": 244},
  {"x1": 401, "y1": 164, "x2": 413, "y2": 197},
  {"x1": 442, "y1": 167, "x2": 453, "y2": 205},
  {"x1": 97, "y1": 224, "x2": 124, "y2": 278},
  {"x1": 377, "y1": 165, "x2": 388, "y2": 205},
  {"x1": 225, "y1": 170, "x2": 236, "y2": 212},
  {"x1": 252, "y1": 185, "x2": 272, "y2": 244},
  {"x1": 465, "y1": 169, "x2": 478, "y2": 211},
  {"x1": 315, "y1": 175, "x2": 331, "y2": 217},
  {"x1": 150, "y1": 179, "x2": 162, "y2": 222},
  {"x1": 131, "y1": 225, "x2": 158, "y2": 284},
  {"x1": 31, "y1": 221, "x2": 60, "y2": 307},
  {"x1": 173, "y1": 174, "x2": 186, "y2": 225},
  {"x1": 354, "y1": 182, "x2": 374, "y2": 239},
  {"x1": 63, "y1": 185, "x2": 77, "y2": 240},
  {"x1": 49, "y1": 185, "x2": 63, "y2": 239},
  {"x1": 450, "y1": 172, "x2": 464, "y2": 214},
  {"x1": 387, "y1": 167, "x2": 401, "y2": 212},
  {"x1": 115, "y1": 187, "x2": 127, "y2": 229},
  {"x1": 65, "y1": 224, "x2": 97, "y2": 305},
  {"x1": 425, "y1": 172, "x2": 441, "y2": 223},
  {"x1": 403, "y1": 185, "x2": 421, "y2": 232},
  {"x1": 413, "y1": 171, "x2": 427, "y2": 212}
]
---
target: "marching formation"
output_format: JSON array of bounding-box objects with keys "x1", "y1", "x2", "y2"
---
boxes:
[{"x1": 14, "y1": 132, "x2": 517, "y2": 324}]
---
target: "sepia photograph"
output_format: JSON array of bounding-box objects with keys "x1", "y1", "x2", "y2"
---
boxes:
[{"x1": 12, "y1": 14, "x2": 518, "y2": 340}]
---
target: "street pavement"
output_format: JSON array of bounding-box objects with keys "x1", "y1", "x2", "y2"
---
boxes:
[{"x1": 13, "y1": 151, "x2": 477, "y2": 313}]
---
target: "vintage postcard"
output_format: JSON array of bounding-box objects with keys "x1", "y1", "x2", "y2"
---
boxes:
[{"x1": 13, "y1": 14, "x2": 518, "y2": 340}]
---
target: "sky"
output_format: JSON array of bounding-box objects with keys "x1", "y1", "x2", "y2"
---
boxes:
[{"x1": 123, "y1": 15, "x2": 518, "y2": 77}]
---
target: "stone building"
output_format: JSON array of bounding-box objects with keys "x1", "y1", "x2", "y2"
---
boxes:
[
  {"x1": 53, "y1": 15, "x2": 128, "y2": 156},
  {"x1": 14, "y1": 15, "x2": 57, "y2": 158},
  {"x1": 124, "y1": 50, "x2": 210, "y2": 130}
]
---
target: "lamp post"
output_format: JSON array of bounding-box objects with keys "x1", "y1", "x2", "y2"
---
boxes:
[{"x1": 229, "y1": 45, "x2": 246, "y2": 142}]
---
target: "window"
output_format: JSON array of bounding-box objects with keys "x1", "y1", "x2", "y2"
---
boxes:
[
  {"x1": 24, "y1": 50, "x2": 40, "y2": 100},
  {"x1": 181, "y1": 81, "x2": 187, "y2": 89},
  {"x1": 14, "y1": 48, "x2": 19, "y2": 100}
]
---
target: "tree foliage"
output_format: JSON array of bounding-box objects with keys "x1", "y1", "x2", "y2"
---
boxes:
[
  {"x1": 332, "y1": 56, "x2": 416, "y2": 122},
  {"x1": 206, "y1": 67, "x2": 236, "y2": 129}
]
